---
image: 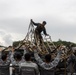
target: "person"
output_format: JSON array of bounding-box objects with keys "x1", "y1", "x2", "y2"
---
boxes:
[
  {"x1": 33, "y1": 46, "x2": 62, "y2": 75},
  {"x1": 11, "y1": 52, "x2": 23, "y2": 75},
  {"x1": 0, "y1": 53, "x2": 10, "y2": 75},
  {"x1": 20, "y1": 53, "x2": 40, "y2": 75},
  {"x1": 31, "y1": 19, "x2": 48, "y2": 45},
  {"x1": 67, "y1": 50, "x2": 76, "y2": 75}
]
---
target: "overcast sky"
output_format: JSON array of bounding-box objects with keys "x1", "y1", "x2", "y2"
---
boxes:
[{"x1": 0, "y1": 0, "x2": 76, "y2": 46}]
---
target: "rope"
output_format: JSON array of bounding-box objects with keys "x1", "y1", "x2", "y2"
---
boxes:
[{"x1": 16, "y1": 20, "x2": 56, "y2": 55}]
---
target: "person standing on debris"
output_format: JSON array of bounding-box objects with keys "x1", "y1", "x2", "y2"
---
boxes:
[{"x1": 31, "y1": 19, "x2": 48, "y2": 45}]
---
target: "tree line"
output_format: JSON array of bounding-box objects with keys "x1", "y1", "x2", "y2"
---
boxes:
[{"x1": 13, "y1": 39, "x2": 76, "y2": 48}]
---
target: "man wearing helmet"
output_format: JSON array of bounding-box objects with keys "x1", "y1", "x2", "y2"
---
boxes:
[{"x1": 31, "y1": 19, "x2": 48, "y2": 45}]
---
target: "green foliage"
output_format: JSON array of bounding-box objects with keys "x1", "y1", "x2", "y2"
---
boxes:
[
  {"x1": 53, "y1": 39, "x2": 76, "y2": 47},
  {"x1": 13, "y1": 41, "x2": 22, "y2": 47},
  {"x1": 13, "y1": 39, "x2": 76, "y2": 47}
]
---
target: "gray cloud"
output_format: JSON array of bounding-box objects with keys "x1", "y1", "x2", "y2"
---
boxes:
[
  {"x1": 0, "y1": 18, "x2": 29, "y2": 34},
  {"x1": 0, "y1": 30, "x2": 6, "y2": 36},
  {"x1": 0, "y1": 30, "x2": 13, "y2": 46},
  {"x1": 0, "y1": 0, "x2": 76, "y2": 46},
  {"x1": 3, "y1": 34, "x2": 13, "y2": 46}
]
